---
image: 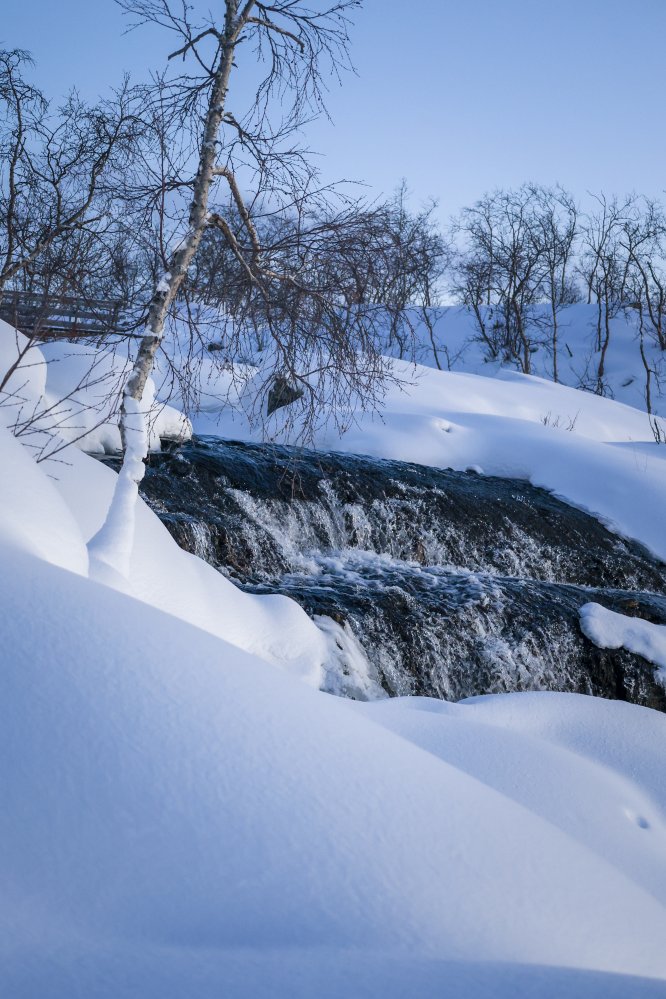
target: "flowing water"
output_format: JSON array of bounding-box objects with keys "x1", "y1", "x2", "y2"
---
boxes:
[{"x1": 118, "y1": 436, "x2": 666, "y2": 708}]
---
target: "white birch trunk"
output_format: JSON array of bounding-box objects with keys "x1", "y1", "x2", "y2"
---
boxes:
[{"x1": 88, "y1": 1, "x2": 249, "y2": 578}]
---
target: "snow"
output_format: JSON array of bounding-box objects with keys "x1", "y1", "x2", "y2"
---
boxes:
[
  {"x1": 0, "y1": 419, "x2": 87, "y2": 575},
  {"x1": 580, "y1": 603, "x2": 666, "y2": 683},
  {"x1": 0, "y1": 323, "x2": 190, "y2": 456},
  {"x1": 156, "y1": 271, "x2": 172, "y2": 293},
  {"x1": 359, "y1": 692, "x2": 666, "y2": 898},
  {"x1": 2, "y1": 534, "x2": 666, "y2": 995},
  {"x1": 87, "y1": 392, "x2": 148, "y2": 579},
  {"x1": 3, "y1": 308, "x2": 666, "y2": 994}
]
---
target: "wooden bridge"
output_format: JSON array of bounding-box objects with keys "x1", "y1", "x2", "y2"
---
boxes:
[{"x1": 0, "y1": 291, "x2": 122, "y2": 340}]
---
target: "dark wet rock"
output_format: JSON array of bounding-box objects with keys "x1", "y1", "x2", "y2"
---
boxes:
[
  {"x1": 107, "y1": 436, "x2": 666, "y2": 708},
  {"x1": 266, "y1": 375, "x2": 304, "y2": 416}
]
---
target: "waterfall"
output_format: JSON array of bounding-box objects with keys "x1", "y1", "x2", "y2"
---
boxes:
[{"x1": 125, "y1": 436, "x2": 666, "y2": 709}]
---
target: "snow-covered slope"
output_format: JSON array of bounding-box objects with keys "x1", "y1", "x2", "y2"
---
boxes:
[{"x1": 388, "y1": 303, "x2": 666, "y2": 420}]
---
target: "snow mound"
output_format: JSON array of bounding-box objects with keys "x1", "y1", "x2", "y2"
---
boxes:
[
  {"x1": 0, "y1": 321, "x2": 190, "y2": 456},
  {"x1": 0, "y1": 423, "x2": 87, "y2": 575},
  {"x1": 581, "y1": 603, "x2": 666, "y2": 684},
  {"x1": 0, "y1": 316, "x2": 324, "y2": 681}
]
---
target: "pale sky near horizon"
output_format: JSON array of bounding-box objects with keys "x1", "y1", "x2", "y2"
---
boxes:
[{"x1": 3, "y1": 0, "x2": 666, "y2": 221}]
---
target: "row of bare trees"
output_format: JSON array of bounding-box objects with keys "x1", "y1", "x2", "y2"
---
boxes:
[
  {"x1": 0, "y1": 40, "x2": 447, "y2": 401},
  {"x1": 452, "y1": 185, "x2": 666, "y2": 394},
  {"x1": 5, "y1": 54, "x2": 664, "y2": 400}
]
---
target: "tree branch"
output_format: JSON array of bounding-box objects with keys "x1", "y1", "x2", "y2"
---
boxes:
[
  {"x1": 168, "y1": 27, "x2": 221, "y2": 61},
  {"x1": 247, "y1": 16, "x2": 305, "y2": 51}
]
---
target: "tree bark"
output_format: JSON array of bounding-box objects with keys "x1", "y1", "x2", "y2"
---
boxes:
[{"x1": 88, "y1": 1, "x2": 251, "y2": 577}]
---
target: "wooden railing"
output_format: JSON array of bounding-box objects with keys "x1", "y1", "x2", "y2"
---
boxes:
[{"x1": 0, "y1": 291, "x2": 122, "y2": 340}]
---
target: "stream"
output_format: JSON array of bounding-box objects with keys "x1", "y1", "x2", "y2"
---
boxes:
[{"x1": 114, "y1": 436, "x2": 666, "y2": 708}]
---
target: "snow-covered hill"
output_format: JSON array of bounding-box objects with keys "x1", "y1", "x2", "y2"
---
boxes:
[{"x1": 390, "y1": 303, "x2": 666, "y2": 421}]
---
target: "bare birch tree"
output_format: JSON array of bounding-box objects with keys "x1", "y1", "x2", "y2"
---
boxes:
[
  {"x1": 619, "y1": 196, "x2": 666, "y2": 351},
  {"x1": 452, "y1": 185, "x2": 580, "y2": 375},
  {"x1": 530, "y1": 185, "x2": 579, "y2": 382},
  {"x1": 452, "y1": 186, "x2": 549, "y2": 372},
  {"x1": 577, "y1": 194, "x2": 632, "y2": 393},
  {"x1": 89, "y1": 0, "x2": 398, "y2": 576},
  {"x1": 617, "y1": 196, "x2": 666, "y2": 431}
]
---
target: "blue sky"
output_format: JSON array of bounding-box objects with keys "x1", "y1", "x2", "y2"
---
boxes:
[{"x1": 3, "y1": 0, "x2": 666, "y2": 220}]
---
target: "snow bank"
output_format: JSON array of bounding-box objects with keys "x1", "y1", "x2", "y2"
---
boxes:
[
  {"x1": 160, "y1": 301, "x2": 666, "y2": 422},
  {"x1": 0, "y1": 318, "x2": 324, "y2": 679},
  {"x1": 0, "y1": 320, "x2": 190, "y2": 455},
  {"x1": 0, "y1": 422, "x2": 87, "y2": 575},
  {"x1": 0, "y1": 318, "x2": 48, "y2": 400},
  {"x1": 580, "y1": 603, "x2": 666, "y2": 684},
  {"x1": 387, "y1": 303, "x2": 666, "y2": 420},
  {"x1": 38, "y1": 339, "x2": 191, "y2": 453},
  {"x1": 360, "y1": 691, "x2": 666, "y2": 900}
]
